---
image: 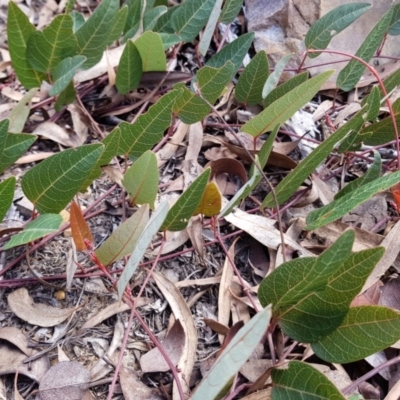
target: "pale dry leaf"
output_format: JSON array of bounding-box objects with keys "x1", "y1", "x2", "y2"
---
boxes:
[
  {"x1": 313, "y1": 100, "x2": 334, "y2": 122},
  {"x1": 185, "y1": 122, "x2": 203, "y2": 161},
  {"x1": 290, "y1": 184, "x2": 320, "y2": 208},
  {"x1": 218, "y1": 240, "x2": 236, "y2": 344},
  {"x1": 240, "y1": 359, "x2": 273, "y2": 383},
  {"x1": 33, "y1": 121, "x2": 83, "y2": 148},
  {"x1": 140, "y1": 320, "x2": 186, "y2": 373},
  {"x1": 90, "y1": 315, "x2": 124, "y2": 381},
  {"x1": 15, "y1": 152, "x2": 55, "y2": 164},
  {"x1": 365, "y1": 351, "x2": 391, "y2": 381},
  {"x1": 312, "y1": 176, "x2": 335, "y2": 205},
  {"x1": 0, "y1": 343, "x2": 49, "y2": 382},
  {"x1": 0, "y1": 326, "x2": 33, "y2": 356},
  {"x1": 156, "y1": 122, "x2": 189, "y2": 167},
  {"x1": 334, "y1": 102, "x2": 362, "y2": 127},
  {"x1": 241, "y1": 388, "x2": 272, "y2": 400},
  {"x1": 187, "y1": 216, "x2": 204, "y2": 259},
  {"x1": 175, "y1": 276, "x2": 221, "y2": 288},
  {"x1": 2, "y1": 87, "x2": 39, "y2": 102},
  {"x1": 150, "y1": 229, "x2": 190, "y2": 257},
  {"x1": 39, "y1": 361, "x2": 90, "y2": 400},
  {"x1": 14, "y1": 372, "x2": 24, "y2": 400},
  {"x1": 379, "y1": 278, "x2": 400, "y2": 310},
  {"x1": 102, "y1": 165, "x2": 123, "y2": 185},
  {"x1": 66, "y1": 238, "x2": 77, "y2": 290},
  {"x1": 385, "y1": 378, "x2": 400, "y2": 400},
  {"x1": 67, "y1": 104, "x2": 89, "y2": 145},
  {"x1": 273, "y1": 139, "x2": 300, "y2": 156},
  {"x1": 80, "y1": 298, "x2": 153, "y2": 330},
  {"x1": 361, "y1": 219, "x2": 400, "y2": 293},
  {"x1": 182, "y1": 159, "x2": 204, "y2": 190},
  {"x1": 57, "y1": 344, "x2": 70, "y2": 362},
  {"x1": 224, "y1": 208, "x2": 313, "y2": 256},
  {"x1": 230, "y1": 281, "x2": 250, "y2": 325},
  {"x1": 120, "y1": 366, "x2": 163, "y2": 400},
  {"x1": 8, "y1": 287, "x2": 75, "y2": 327},
  {"x1": 153, "y1": 271, "x2": 197, "y2": 400}
]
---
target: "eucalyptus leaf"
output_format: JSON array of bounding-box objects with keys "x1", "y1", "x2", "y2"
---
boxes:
[
  {"x1": 389, "y1": 3, "x2": 400, "y2": 35},
  {"x1": 143, "y1": 6, "x2": 167, "y2": 31},
  {"x1": 272, "y1": 360, "x2": 345, "y2": 400},
  {"x1": 116, "y1": 40, "x2": 143, "y2": 94},
  {"x1": 107, "y1": 6, "x2": 128, "y2": 45},
  {"x1": 117, "y1": 201, "x2": 169, "y2": 299},
  {"x1": 262, "y1": 53, "x2": 292, "y2": 99},
  {"x1": 55, "y1": 81, "x2": 76, "y2": 111},
  {"x1": 235, "y1": 50, "x2": 269, "y2": 105},
  {"x1": 95, "y1": 205, "x2": 149, "y2": 267},
  {"x1": 243, "y1": 70, "x2": 333, "y2": 138},
  {"x1": 7, "y1": 2, "x2": 46, "y2": 88},
  {"x1": 161, "y1": 168, "x2": 211, "y2": 232},
  {"x1": 191, "y1": 305, "x2": 272, "y2": 400},
  {"x1": 305, "y1": 3, "x2": 371, "y2": 58},
  {"x1": 312, "y1": 306, "x2": 400, "y2": 363},
  {"x1": 306, "y1": 170, "x2": 400, "y2": 230},
  {"x1": 220, "y1": 0, "x2": 243, "y2": 24},
  {"x1": 22, "y1": 144, "x2": 104, "y2": 214},
  {"x1": 337, "y1": 6, "x2": 394, "y2": 91},
  {"x1": 198, "y1": 0, "x2": 223, "y2": 56},
  {"x1": 262, "y1": 108, "x2": 366, "y2": 208},
  {"x1": 8, "y1": 88, "x2": 38, "y2": 133},
  {"x1": 122, "y1": 150, "x2": 158, "y2": 209},
  {"x1": 0, "y1": 177, "x2": 16, "y2": 223},
  {"x1": 134, "y1": 31, "x2": 166, "y2": 71},
  {"x1": 3, "y1": 214, "x2": 63, "y2": 250}
]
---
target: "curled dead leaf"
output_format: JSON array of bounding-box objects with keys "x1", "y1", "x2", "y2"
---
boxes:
[{"x1": 8, "y1": 287, "x2": 75, "y2": 327}]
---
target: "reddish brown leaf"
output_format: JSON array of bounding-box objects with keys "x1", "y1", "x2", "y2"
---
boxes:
[{"x1": 70, "y1": 201, "x2": 93, "y2": 251}]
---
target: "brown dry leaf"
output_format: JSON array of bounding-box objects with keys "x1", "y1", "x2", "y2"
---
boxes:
[
  {"x1": 240, "y1": 359, "x2": 273, "y2": 383},
  {"x1": 205, "y1": 158, "x2": 248, "y2": 185},
  {"x1": 39, "y1": 361, "x2": 90, "y2": 400},
  {"x1": 175, "y1": 276, "x2": 221, "y2": 288},
  {"x1": 386, "y1": 379, "x2": 400, "y2": 400},
  {"x1": 140, "y1": 320, "x2": 185, "y2": 373},
  {"x1": 242, "y1": 388, "x2": 272, "y2": 400},
  {"x1": 204, "y1": 145, "x2": 237, "y2": 161},
  {"x1": 156, "y1": 122, "x2": 189, "y2": 167},
  {"x1": 361, "y1": 219, "x2": 400, "y2": 293},
  {"x1": 80, "y1": 298, "x2": 153, "y2": 330},
  {"x1": 313, "y1": 100, "x2": 334, "y2": 122},
  {"x1": 312, "y1": 176, "x2": 335, "y2": 205},
  {"x1": 248, "y1": 237, "x2": 269, "y2": 278},
  {"x1": 203, "y1": 318, "x2": 229, "y2": 336},
  {"x1": 267, "y1": 151, "x2": 298, "y2": 169},
  {"x1": 230, "y1": 281, "x2": 250, "y2": 325},
  {"x1": 334, "y1": 102, "x2": 362, "y2": 127},
  {"x1": 224, "y1": 208, "x2": 313, "y2": 256},
  {"x1": 151, "y1": 230, "x2": 190, "y2": 256},
  {"x1": 0, "y1": 343, "x2": 49, "y2": 382},
  {"x1": 218, "y1": 240, "x2": 236, "y2": 344},
  {"x1": 351, "y1": 280, "x2": 382, "y2": 307},
  {"x1": 153, "y1": 271, "x2": 197, "y2": 399},
  {"x1": 8, "y1": 287, "x2": 75, "y2": 327},
  {"x1": 102, "y1": 165, "x2": 123, "y2": 185},
  {"x1": 90, "y1": 315, "x2": 124, "y2": 381},
  {"x1": 273, "y1": 140, "x2": 300, "y2": 156},
  {"x1": 120, "y1": 366, "x2": 163, "y2": 400},
  {"x1": 33, "y1": 121, "x2": 84, "y2": 148},
  {"x1": 66, "y1": 239, "x2": 78, "y2": 290},
  {"x1": 67, "y1": 104, "x2": 89, "y2": 145},
  {"x1": 0, "y1": 327, "x2": 33, "y2": 356},
  {"x1": 14, "y1": 372, "x2": 24, "y2": 400},
  {"x1": 379, "y1": 278, "x2": 400, "y2": 310},
  {"x1": 15, "y1": 152, "x2": 55, "y2": 164},
  {"x1": 187, "y1": 216, "x2": 204, "y2": 259}
]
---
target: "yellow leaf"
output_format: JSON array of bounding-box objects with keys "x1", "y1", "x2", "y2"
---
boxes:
[{"x1": 194, "y1": 181, "x2": 222, "y2": 217}]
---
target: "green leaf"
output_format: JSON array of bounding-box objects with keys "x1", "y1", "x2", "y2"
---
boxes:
[
  {"x1": 219, "y1": 127, "x2": 278, "y2": 217},
  {"x1": 159, "y1": 33, "x2": 182, "y2": 50},
  {"x1": 305, "y1": 3, "x2": 371, "y2": 58},
  {"x1": 65, "y1": 0, "x2": 76, "y2": 14},
  {"x1": 335, "y1": 151, "x2": 381, "y2": 200},
  {"x1": 95, "y1": 205, "x2": 149, "y2": 267},
  {"x1": 337, "y1": 6, "x2": 394, "y2": 91},
  {"x1": 7, "y1": 2, "x2": 46, "y2": 88},
  {"x1": 27, "y1": 15, "x2": 77, "y2": 73},
  {"x1": 355, "y1": 112, "x2": 400, "y2": 146},
  {"x1": 272, "y1": 360, "x2": 345, "y2": 400},
  {"x1": 124, "y1": 0, "x2": 143, "y2": 35},
  {"x1": 3, "y1": 214, "x2": 63, "y2": 250},
  {"x1": 55, "y1": 81, "x2": 76, "y2": 111},
  {"x1": 262, "y1": 53, "x2": 292, "y2": 99},
  {"x1": 312, "y1": 306, "x2": 400, "y2": 363},
  {"x1": 243, "y1": 70, "x2": 333, "y2": 138},
  {"x1": 381, "y1": 66, "x2": 400, "y2": 98},
  {"x1": 134, "y1": 31, "x2": 166, "y2": 71},
  {"x1": 75, "y1": 0, "x2": 119, "y2": 69},
  {"x1": 70, "y1": 11, "x2": 85, "y2": 33},
  {"x1": 277, "y1": 245, "x2": 383, "y2": 343},
  {"x1": 0, "y1": 177, "x2": 16, "y2": 223},
  {"x1": 117, "y1": 201, "x2": 169, "y2": 299},
  {"x1": 172, "y1": 83, "x2": 210, "y2": 124},
  {"x1": 161, "y1": 168, "x2": 211, "y2": 231},
  {"x1": 79, "y1": 89, "x2": 180, "y2": 191},
  {"x1": 306, "y1": 170, "x2": 400, "y2": 230},
  {"x1": 171, "y1": 0, "x2": 215, "y2": 42},
  {"x1": 220, "y1": 0, "x2": 243, "y2": 24},
  {"x1": 8, "y1": 88, "x2": 38, "y2": 133},
  {"x1": 206, "y1": 32, "x2": 254, "y2": 80},
  {"x1": 197, "y1": 61, "x2": 235, "y2": 104},
  {"x1": 116, "y1": 40, "x2": 143, "y2": 94},
  {"x1": 198, "y1": 0, "x2": 223, "y2": 56},
  {"x1": 143, "y1": 6, "x2": 167, "y2": 31},
  {"x1": 263, "y1": 72, "x2": 308, "y2": 108},
  {"x1": 22, "y1": 144, "x2": 104, "y2": 214},
  {"x1": 122, "y1": 150, "x2": 158, "y2": 209},
  {"x1": 235, "y1": 50, "x2": 269, "y2": 105},
  {"x1": 362, "y1": 85, "x2": 381, "y2": 121},
  {"x1": 49, "y1": 55, "x2": 86, "y2": 96},
  {"x1": 153, "y1": 5, "x2": 179, "y2": 33},
  {"x1": 191, "y1": 305, "x2": 272, "y2": 400},
  {"x1": 107, "y1": 6, "x2": 128, "y2": 45},
  {"x1": 262, "y1": 108, "x2": 366, "y2": 208},
  {"x1": 389, "y1": 3, "x2": 400, "y2": 35},
  {"x1": 0, "y1": 119, "x2": 37, "y2": 175}
]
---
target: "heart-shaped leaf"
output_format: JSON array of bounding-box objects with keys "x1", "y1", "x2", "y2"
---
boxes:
[
  {"x1": 134, "y1": 31, "x2": 166, "y2": 72},
  {"x1": 116, "y1": 40, "x2": 142, "y2": 94}
]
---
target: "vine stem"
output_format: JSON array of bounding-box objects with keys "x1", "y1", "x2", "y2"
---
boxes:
[{"x1": 307, "y1": 49, "x2": 400, "y2": 170}]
